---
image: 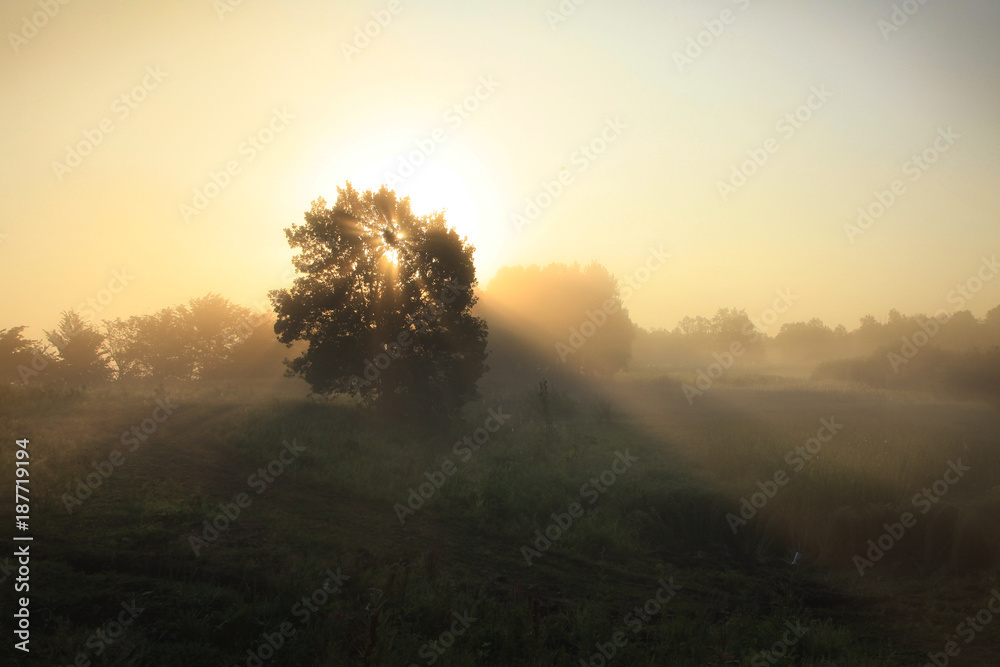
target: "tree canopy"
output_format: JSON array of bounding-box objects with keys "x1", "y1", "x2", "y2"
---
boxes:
[
  {"x1": 102, "y1": 293, "x2": 269, "y2": 382},
  {"x1": 269, "y1": 183, "x2": 488, "y2": 416},
  {"x1": 43, "y1": 310, "x2": 110, "y2": 385},
  {"x1": 0, "y1": 326, "x2": 43, "y2": 384}
]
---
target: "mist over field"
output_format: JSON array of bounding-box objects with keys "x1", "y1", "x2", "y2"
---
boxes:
[{"x1": 2, "y1": 1, "x2": 1000, "y2": 665}]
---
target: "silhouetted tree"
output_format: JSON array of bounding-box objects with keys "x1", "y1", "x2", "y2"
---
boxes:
[
  {"x1": 987, "y1": 304, "x2": 1000, "y2": 329},
  {"x1": 986, "y1": 305, "x2": 1000, "y2": 346},
  {"x1": 854, "y1": 314, "x2": 886, "y2": 355},
  {"x1": 710, "y1": 307, "x2": 763, "y2": 360},
  {"x1": 103, "y1": 318, "x2": 141, "y2": 381},
  {"x1": 185, "y1": 293, "x2": 255, "y2": 378},
  {"x1": 674, "y1": 315, "x2": 712, "y2": 338},
  {"x1": 270, "y1": 183, "x2": 487, "y2": 416},
  {"x1": 44, "y1": 310, "x2": 110, "y2": 384},
  {"x1": 202, "y1": 312, "x2": 290, "y2": 381},
  {"x1": 0, "y1": 326, "x2": 43, "y2": 384},
  {"x1": 773, "y1": 318, "x2": 842, "y2": 363},
  {"x1": 126, "y1": 308, "x2": 197, "y2": 381},
  {"x1": 106, "y1": 296, "x2": 266, "y2": 383},
  {"x1": 938, "y1": 310, "x2": 981, "y2": 350}
]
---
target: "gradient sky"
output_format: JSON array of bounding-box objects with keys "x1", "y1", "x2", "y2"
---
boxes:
[{"x1": 2, "y1": 0, "x2": 998, "y2": 339}]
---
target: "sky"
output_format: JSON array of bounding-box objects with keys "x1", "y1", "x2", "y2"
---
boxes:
[{"x1": 2, "y1": 0, "x2": 998, "y2": 338}]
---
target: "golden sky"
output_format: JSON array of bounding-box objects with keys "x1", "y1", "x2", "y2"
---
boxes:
[{"x1": 2, "y1": 0, "x2": 998, "y2": 337}]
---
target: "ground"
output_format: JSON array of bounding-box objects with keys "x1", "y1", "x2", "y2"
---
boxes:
[{"x1": 1, "y1": 371, "x2": 998, "y2": 665}]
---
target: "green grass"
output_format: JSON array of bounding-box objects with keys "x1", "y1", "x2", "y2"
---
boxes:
[{"x1": 1, "y1": 374, "x2": 998, "y2": 665}]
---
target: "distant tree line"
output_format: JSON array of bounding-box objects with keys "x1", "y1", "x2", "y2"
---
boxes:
[
  {"x1": 633, "y1": 305, "x2": 1000, "y2": 365},
  {"x1": 6, "y1": 251, "x2": 996, "y2": 401},
  {"x1": 632, "y1": 304, "x2": 1000, "y2": 395},
  {"x1": 1, "y1": 294, "x2": 288, "y2": 387}
]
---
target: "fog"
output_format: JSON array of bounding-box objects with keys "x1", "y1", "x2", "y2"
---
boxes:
[{"x1": 3, "y1": 2, "x2": 1000, "y2": 665}]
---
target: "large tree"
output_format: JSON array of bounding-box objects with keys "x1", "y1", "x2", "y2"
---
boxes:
[{"x1": 269, "y1": 183, "x2": 487, "y2": 415}]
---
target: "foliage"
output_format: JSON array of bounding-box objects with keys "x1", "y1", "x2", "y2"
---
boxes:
[
  {"x1": 269, "y1": 182, "x2": 488, "y2": 417},
  {"x1": 632, "y1": 303, "x2": 1000, "y2": 379},
  {"x1": 0, "y1": 325, "x2": 44, "y2": 384},
  {"x1": 103, "y1": 294, "x2": 268, "y2": 382},
  {"x1": 43, "y1": 310, "x2": 110, "y2": 384}
]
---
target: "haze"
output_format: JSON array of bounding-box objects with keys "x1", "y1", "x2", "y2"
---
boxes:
[{"x1": 3, "y1": 0, "x2": 999, "y2": 336}]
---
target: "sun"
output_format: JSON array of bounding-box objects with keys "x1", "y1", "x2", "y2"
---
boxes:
[
  {"x1": 391, "y1": 157, "x2": 508, "y2": 282},
  {"x1": 396, "y1": 161, "x2": 481, "y2": 246},
  {"x1": 315, "y1": 138, "x2": 509, "y2": 280}
]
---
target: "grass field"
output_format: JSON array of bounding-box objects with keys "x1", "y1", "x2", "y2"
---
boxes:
[{"x1": 2, "y1": 371, "x2": 999, "y2": 665}]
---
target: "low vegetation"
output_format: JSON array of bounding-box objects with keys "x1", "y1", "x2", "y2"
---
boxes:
[{"x1": 2, "y1": 370, "x2": 998, "y2": 665}]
